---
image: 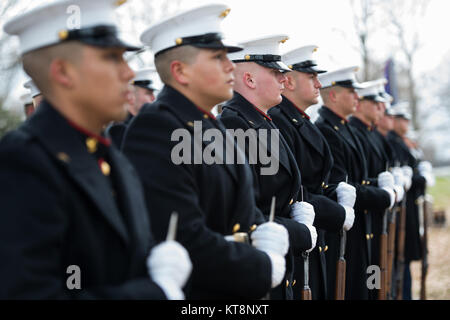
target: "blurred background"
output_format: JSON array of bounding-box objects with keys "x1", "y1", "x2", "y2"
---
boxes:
[{"x1": 0, "y1": 0, "x2": 449, "y2": 299}]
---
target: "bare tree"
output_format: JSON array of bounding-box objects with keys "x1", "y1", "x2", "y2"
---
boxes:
[{"x1": 382, "y1": 0, "x2": 430, "y2": 131}]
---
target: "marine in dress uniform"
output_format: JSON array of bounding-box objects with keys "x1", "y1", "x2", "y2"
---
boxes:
[
  {"x1": 122, "y1": 4, "x2": 290, "y2": 299},
  {"x1": 106, "y1": 68, "x2": 159, "y2": 148},
  {"x1": 350, "y1": 80, "x2": 398, "y2": 299},
  {"x1": 315, "y1": 66, "x2": 393, "y2": 299},
  {"x1": 386, "y1": 102, "x2": 427, "y2": 300},
  {"x1": 0, "y1": 0, "x2": 192, "y2": 300},
  {"x1": 220, "y1": 35, "x2": 317, "y2": 300},
  {"x1": 268, "y1": 45, "x2": 351, "y2": 300}
]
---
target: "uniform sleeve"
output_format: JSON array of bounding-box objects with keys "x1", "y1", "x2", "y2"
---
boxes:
[
  {"x1": 122, "y1": 111, "x2": 272, "y2": 299},
  {"x1": 0, "y1": 135, "x2": 166, "y2": 300}
]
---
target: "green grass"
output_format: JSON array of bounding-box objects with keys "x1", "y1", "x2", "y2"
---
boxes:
[{"x1": 429, "y1": 176, "x2": 450, "y2": 211}]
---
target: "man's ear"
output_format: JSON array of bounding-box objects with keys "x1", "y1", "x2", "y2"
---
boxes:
[
  {"x1": 170, "y1": 60, "x2": 190, "y2": 85},
  {"x1": 284, "y1": 73, "x2": 296, "y2": 91},
  {"x1": 243, "y1": 72, "x2": 256, "y2": 89},
  {"x1": 328, "y1": 88, "x2": 337, "y2": 103},
  {"x1": 49, "y1": 59, "x2": 75, "y2": 89}
]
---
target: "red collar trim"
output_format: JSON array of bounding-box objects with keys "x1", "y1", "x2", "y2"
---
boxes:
[
  {"x1": 68, "y1": 120, "x2": 111, "y2": 147},
  {"x1": 292, "y1": 103, "x2": 310, "y2": 120},
  {"x1": 252, "y1": 105, "x2": 272, "y2": 121},
  {"x1": 195, "y1": 106, "x2": 216, "y2": 120}
]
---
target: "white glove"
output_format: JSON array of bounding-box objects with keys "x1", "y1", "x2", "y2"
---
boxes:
[
  {"x1": 378, "y1": 171, "x2": 395, "y2": 189},
  {"x1": 336, "y1": 182, "x2": 357, "y2": 208},
  {"x1": 290, "y1": 201, "x2": 315, "y2": 226},
  {"x1": 418, "y1": 161, "x2": 433, "y2": 174},
  {"x1": 393, "y1": 184, "x2": 405, "y2": 202},
  {"x1": 147, "y1": 241, "x2": 192, "y2": 300},
  {"x1": 305, "y1": 224, "x2": 317, "y2": 253},
  {"x1": 402, "y1": 166, "x2": 413, "y2": 191},
  {"x1": 251, "y1": 222, "x2": 289, "y2": 257},
  {"x1": 392, "y1": 167, "x2": 404, "y2": 187},
  {"x1": 382, "y1": 187, "x2": 396, "y2": 209},
  {"x1": 422, "y1": 173, "x2": 436, "y2": 187},
  {"x1": 251, "y1": 222, "x2": 289, "y2": 288},
  {"x1": 265, "y1": 252, "x2": 286, "y2": 288},
  {"x1": 342, "y1": 206, "x2": 355, "y2": 231}
]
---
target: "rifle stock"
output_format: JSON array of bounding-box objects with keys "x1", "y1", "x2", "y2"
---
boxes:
[
  {"x1": 395, "y1": 197, "x2": 407, "y2": 300},
  {"x1": 335, "y1": 258, "x2": 346, "y2": 300},
  {"x1": 378, "y1": 233, "x2": 388, "y2": 299},
  {"x1": 387, "y1": 208, "x2": 397, "y2": 299},
  {"x1": 420, "y1": 196, "x2": 431, "y2": 300}
]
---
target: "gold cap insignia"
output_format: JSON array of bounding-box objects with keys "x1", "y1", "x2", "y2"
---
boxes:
[
  {"x1": 279, "y1": 37, "x2": 289, "y2": 44},
  {"x1": 245, "y1": 54, "x2": 251, "y2": 61},
  {"x1": 58, "y1": 30, "x2": 69, "y2": 40},
  {"x1": 175, "y1": 38, "x2": 183, "y2": 45},
  {"x1": 115, "y1": 0, "x2": 127, "y2": 6},
  {"x1": 219, "y1": 8, "x2": 231, "y2": 18}
]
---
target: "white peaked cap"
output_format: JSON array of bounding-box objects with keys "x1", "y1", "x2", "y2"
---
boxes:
[
  {"x1": 228, "y1": 34, "x2": 291, "y2": 71},
  {"x1": 4, "y1": 0, "x2": 135, "y2": 55},
  {"x1": 357, "y1": 80, "x2": 387, "y2": 103},
  {"x1": 282, "y1": 45, "x2": 327, "y2": 73},
  {"x1": 132, "y1": 67, "x2": 157, "y2": 82},
  {"x1": 20, "y1": 92, "x2": 33, "y2": 105},
  {"x1": 140, "y1": 3, "x2": 241, "y2": 56},
  {"x1": 390, "y1": 101, "x2": 412, "y2": 120},
  {"x1": 319, "y1": 65, "x2": 363, "y2": 89},
  {"x1": 23, "y1": 78, "x2": 41, "y2": 98}
]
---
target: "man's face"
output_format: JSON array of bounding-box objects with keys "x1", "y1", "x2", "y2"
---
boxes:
[
  {"x1": 335, "y1": 87, "x2": 359, "y2": 116},
  {"x1": 134, "y1": 86, "x2": 155, "y2": 109},
  {"x1": 378, "y1": 113, "x2": 394, "y2": 131},
  {"x1": 254, "y1": 65, "x2": 287, "y2": 108},
  {"x1": 393, "y1": 117, "x2": 410, "y2": 136},
  {"x1": 184, "y1": 48, "x2": 236, "y2": 106},
  {"x1": 293, "y1": 71, "x2": 322, "y2": 107},
  {"x1": 359, "y1": 99, "x2": 381, "y2": 124},
  {"x1": 72, "y1": 46, "x2": 134, "y2": 124}
]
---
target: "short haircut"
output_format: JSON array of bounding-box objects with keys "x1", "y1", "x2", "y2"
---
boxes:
[
  {"x1": 22, "y1": 41, "x2": 83, "y2": 96},
  {"x1": 320, "y1": 86, "x2": 343, "y2": 105},
  {"x1": 154, "y1": 45, "x2": 201, "y2": 85}
]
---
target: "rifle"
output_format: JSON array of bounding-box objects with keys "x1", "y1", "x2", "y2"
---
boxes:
[
  {"x1": 395, "y1": 195, "x2": 407, "y2": 300},
  {"x1": 420, "y1": 195, "x2": 432, "y2": 300},
  {"x1": 335, "y1": 228, "x2": 347, "y2": 300},
  {"x1": 378, "y1": 208, "x2": 389, "y2": 300},
  {"x1": 301, "y1": 252, "x2": 312, "y2": 300},
  {"x1": 387, "y1": 206, "x2": 397, "y2": 299}
]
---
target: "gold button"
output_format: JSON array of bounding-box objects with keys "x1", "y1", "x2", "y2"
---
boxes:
[
  {"x1": 324, "y1": 245, "x2": 329, "y2": 252},
  {"x1": 248, "y1": 120, "x2": 255, "y2": 125},
  {"x1": 341, "y1": 120, "x2": 345, "y2": 125},
  {"x1": 286, "y1": 280, "x2": 289, "y2": 287},
  {"x1": 334, "y1": 126, "x2": 339, "y2": 131},
  {"x1": 322, "y1": 182, "x2": 325, "y2": 188},
  {"x1": 249, "y1": 224, "x2": 257, "y2": 232},
  {"x1": 289, "y1": 199, "x2": 294, "y2": 205},
  {"x1": 366, "y1": 234, "x2": 370, "y2": 240},
  {"x1": 364, "y1": 210, "x2": 368, "y2": 214},
  {"x1": 325, "y1": 185, "x2": 329, "y2": 189},
  {"x1": 370, "y1": 234, "x2": 374, "y2": 239},
  {"x1": 319, "y1": 246, "x2": 322, "y2": 253},
  {"x1": 332, "y1": 81, "x2": 336, "y2": 86},
  {"x1": 367, "y1": 181, "x2": 371, "y2": 185},
  {"x1": 292, "y1": 118, "x2": 298, "y2": 123},
  {"x1": 187, "y1": 121, "x2": 194, "y2": 127},
  {"x1": 362, "y1": 180, "x2": 366, "y2": 185},
  {"x1": 292, "y1": 280, "x2": 296, "y2": 287},
  {"x1": 203, "y1": 114, "x2": 209, "y2": 119},
  {"x1": 288, "y1": 65, "x2": 293, "y2": 70},
  {"x1": 232, "y1": 223, "x2": 240, "y2": 233},
  {"x1": 86, "y1": 138, "x2": 98, "y2": 153},
  {"x1": 175, "y1": 38, "x2": 183, "y2": 45},
  {"x1": 245, "y1": 55, "x2": 251, "y2": 61},
  {"x1": 100, "y1": 161, "x2": 111, "y2": 176},
  {"x1": 56, "y1": 152, "x2": 70, "y2": 163}
]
